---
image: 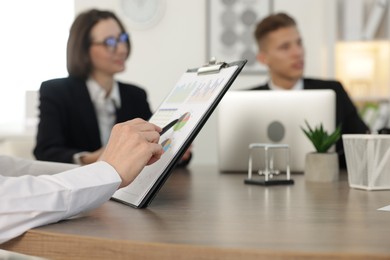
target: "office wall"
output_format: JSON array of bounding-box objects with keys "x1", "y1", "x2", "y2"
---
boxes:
[{"x1": 74, "y1": 0, "x2": 336, "y2": 165}]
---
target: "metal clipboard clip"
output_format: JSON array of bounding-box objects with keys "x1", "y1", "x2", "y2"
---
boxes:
[{"x1": 197, "y1": 57, "x2": 227, "y2": 75}]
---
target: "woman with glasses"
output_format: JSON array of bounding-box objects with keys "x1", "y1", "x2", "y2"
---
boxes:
[{"x1": 34, "y1": 9, "x2": 191, "y2": 166}]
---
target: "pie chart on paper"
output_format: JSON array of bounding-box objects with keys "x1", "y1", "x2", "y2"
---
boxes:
[
  {"x1": 161, "y1": 138, "x2": 172, "y2": 153},
  {"x1": 173, "y1": 112, "x2": 190, "y2": 131}
]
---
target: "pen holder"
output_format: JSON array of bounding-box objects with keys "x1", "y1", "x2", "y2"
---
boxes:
[
  {"x1": 343, "y1": 134, "x2": 390, "y2": 190},
  {"x1": 245, "y1": 143, "x2": 294, "y2": 186}
]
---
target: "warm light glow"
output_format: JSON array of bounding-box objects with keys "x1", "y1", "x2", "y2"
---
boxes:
[
  {"x1": 345, "y1": 55, "x2": 374, "y2": 79},
  {"x1": 336, "y1": 41, "x2": 390, "y2": 101}
]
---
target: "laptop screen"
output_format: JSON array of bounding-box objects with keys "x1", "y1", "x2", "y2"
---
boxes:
[{"x1": 217, "y1": 90, "x2": 336, "y2": 172}]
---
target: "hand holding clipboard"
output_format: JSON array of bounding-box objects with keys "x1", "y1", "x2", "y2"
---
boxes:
[{"x1": 112, "y1": 58, "x2": 247, "y2": 208}]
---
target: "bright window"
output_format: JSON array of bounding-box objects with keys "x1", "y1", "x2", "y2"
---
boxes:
[{"x1": 0, "y1": 1, "x2": 74, "y2": 130}]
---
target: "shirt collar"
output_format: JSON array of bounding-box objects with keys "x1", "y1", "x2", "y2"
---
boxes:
[
  {"x1": 269, "y1": 79, "x2": 303, "y2": 91},
  {"x1": 86, "y1": 78, "x2": 121, "y2": 108}
]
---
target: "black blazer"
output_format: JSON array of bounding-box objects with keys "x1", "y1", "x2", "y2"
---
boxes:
[
  {"x1": 34, "y1": 77, "x2": 152, "y2": 163},
  {"x1": 250, "y1": 78, "x2": 369, "y2": 168}
]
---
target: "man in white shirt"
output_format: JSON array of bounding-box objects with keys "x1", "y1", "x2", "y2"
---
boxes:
[{"x1": 0, "y1": 118, "x2": 163, "y2": 244}]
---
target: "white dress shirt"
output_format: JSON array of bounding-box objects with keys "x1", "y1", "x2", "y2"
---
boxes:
[
  {"x1": 72, "y1": 79, "x2": 121, "y2": 164},
  {"x1": 86, "y1": 78, "x2": 121, "y2": 146},
  {"x1": 269, "y1": 78, "x2": 303, "y2": 91},
  {"x1": 0, "y1": 156, "x2": 121, "y2": 244}
]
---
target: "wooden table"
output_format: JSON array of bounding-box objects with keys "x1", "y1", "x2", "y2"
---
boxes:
[{"x1": 2, "y1": 165, "x2": 390, "y2": 259}]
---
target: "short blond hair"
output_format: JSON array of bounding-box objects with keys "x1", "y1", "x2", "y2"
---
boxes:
[{"x1": 254, "y1": 12, "x2": 296, "y2": 49}]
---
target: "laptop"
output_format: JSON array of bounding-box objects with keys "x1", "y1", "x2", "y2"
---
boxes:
[{"x1": 217, "y1": 90, "x2": 336, "y2": 172}]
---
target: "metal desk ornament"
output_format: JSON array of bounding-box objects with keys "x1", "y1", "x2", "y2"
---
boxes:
[{"x1": 244, "y1": 143, "x2": 294, "y2": 186}]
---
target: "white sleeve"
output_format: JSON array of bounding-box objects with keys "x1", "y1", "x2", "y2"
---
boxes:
[
  {"x1": 0, "y1": 161, "x2": 121, "y2": 244},
  {"x1": 0, "y1": 155, "x2": 79, "y2": 177}
]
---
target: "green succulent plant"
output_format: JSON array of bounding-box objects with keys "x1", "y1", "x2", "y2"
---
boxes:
[{"x1": 301, "y1": 120, "x2": 341, "y2": 153}]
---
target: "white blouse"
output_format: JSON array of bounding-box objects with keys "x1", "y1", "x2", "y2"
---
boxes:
[
  {"x1": 86, "y1": 78, "x2": 121, "y2": 146},
  {"x1": 0, "y1": 156, "x2": 121, "y2": 244}
]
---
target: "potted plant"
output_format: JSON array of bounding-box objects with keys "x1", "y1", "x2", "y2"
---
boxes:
[{"x1": 301, "y1": 120, "x2": 341, "y2": 182}]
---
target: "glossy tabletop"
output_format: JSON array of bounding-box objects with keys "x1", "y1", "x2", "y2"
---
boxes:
[{"x1": 2, "y1": 165, "x2": 390, "y2": 259}]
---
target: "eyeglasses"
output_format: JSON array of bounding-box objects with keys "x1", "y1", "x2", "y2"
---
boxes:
[{"x1": 92, "y1": 32, "x2": 129, "y2": 52}]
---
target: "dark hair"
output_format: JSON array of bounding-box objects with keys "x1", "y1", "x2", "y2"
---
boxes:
[
  {"x1": 67, "y1": 9, "x2": 131, "y2": 79},
  {"x1": 254, "y1": 13, "x2": 296, "y2": 49}
]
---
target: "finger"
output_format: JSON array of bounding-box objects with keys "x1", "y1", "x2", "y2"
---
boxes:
[
  {"x1": 125, "y1": 118, "x2": 146, "y2": 125},
  {"x1": 125, "y1": 120, "x2": 162, "y2": 133},
  {"x1": 138, "y1": 122, "x2": 162, "y2": 133},
  {"x1": 146, "y1": 143, "x2": 164, "y2": 165},
  {"x1": 142, "y1": 131, "x2": 161, "y2": 143},
  {"x1": 117, "y1": 118, "x2": 148, "y2": 129},
  {"x1": 113, "y1": 121, "x2": 161, "y2": 140}
]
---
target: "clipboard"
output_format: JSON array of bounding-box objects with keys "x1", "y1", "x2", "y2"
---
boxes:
[{"x1": 111, "y1": 58, "x2": 247, "y2": 208}]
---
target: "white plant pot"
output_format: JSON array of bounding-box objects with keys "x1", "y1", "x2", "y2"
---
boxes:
[{"x1": 304, "y1": 152, "x2": 339, "y2": 182}]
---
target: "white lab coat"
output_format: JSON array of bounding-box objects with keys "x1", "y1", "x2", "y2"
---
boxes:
[{"x1": 0, "y1": 156, "x2": 121, "y2": 244}]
